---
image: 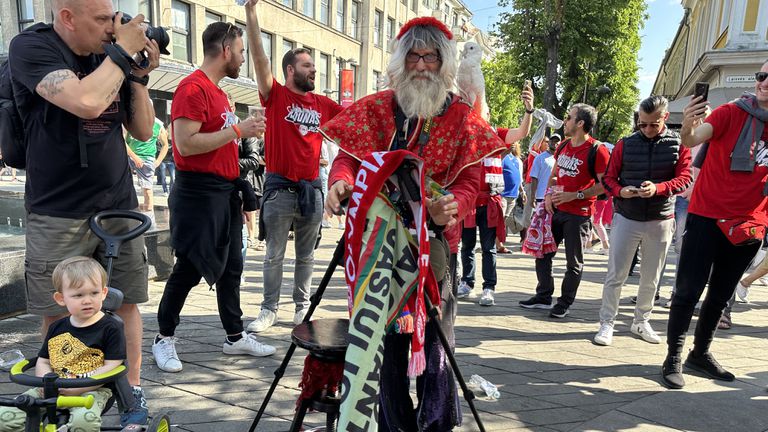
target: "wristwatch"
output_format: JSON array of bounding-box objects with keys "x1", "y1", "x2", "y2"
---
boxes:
[
  {"x1": 576, "y1": 190, "x2": 585, "y2": 200},
  {"x1": 525, "y1": 108, "x2": 534, "y2": 114}
]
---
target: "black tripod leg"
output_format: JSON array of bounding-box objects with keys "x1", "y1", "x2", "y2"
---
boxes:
[
  {"x1": 248, "y1": 238, "x2": 346, "y2": 432},
  {"x1": 424, "y1": 295, "x2": 486, "y2": 432}
]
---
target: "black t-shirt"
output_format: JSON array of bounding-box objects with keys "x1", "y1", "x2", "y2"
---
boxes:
[
  {"x1": 9, "y1": 27, "x2": 137, "y2": 218},
  {"x1": 39, "y1": 313, "x2": 126, "y2": 378}
]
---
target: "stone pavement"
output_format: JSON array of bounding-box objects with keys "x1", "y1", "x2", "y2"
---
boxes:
[{"x1": 2, "y1": 220, "x2": 768, "y2": 431}]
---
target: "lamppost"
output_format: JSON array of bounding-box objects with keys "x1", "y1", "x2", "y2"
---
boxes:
[{"x1": 324, "y1": 56, "x2": 357, "y2": 105}]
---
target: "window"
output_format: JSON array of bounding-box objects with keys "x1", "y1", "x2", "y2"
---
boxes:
[
  {"x1": 443, "y1": 4, "x2": 450, "y2": 22},
  {"x1": 303, "y1": 0, "x2": 314, "y2": 19},
  {"x1": 386, "y1": 18, "x2": 395, "y2": 50},
  {"x1": 335, "y1": 0, "x2": 346, "y2": 32},
  {"x1": 320, "y1": 0, "x2": 330, "y2": 25},
  {"x1": 261, "y1": 31, "x2": 273, "y2": 74},
  {"x1": 0, "y1": 21, "x2": 5, "y2": 54},
  {"x1": 235, "y1": 22, "x2": 249, "y2": 78},
  {"x1": 372, "y1": 70, "x2": 381, "y2": 91},
  {"x1": 422, "y1": 0, "x2": 430, "y2": 8},
  {"x1": 17, "y1": 0, "x2": 34, "y2": 31},
  {"x1": 318, "y1": 53, "x2": 330, "y2": 91},
  {"x1": 282, "y1": 0, "x2": 294, "y2": 8},
  {"x1": 205, "y1": 11, "x2": 221, "y2": 26},
  {"x1": 282, "y1": 39, "x2": 295, "y2": 56},
  {"x1": 171, "y1": 1, "x2": 191, "y2": 62},
  {"x1": 373, "y1": 10, "x2": 382, "y2": 47},
  {"x1": 452, "y1": 12, "x2": 458, "y2": 28},
  {"x1": 112, "y1": 0, "x2": 151, "y2": 21},
  {"x1": 412, "y1": 0, "x2": 418, "y2": 13},
  {"x1": 350, "y1": 64, "x2": 358, "y2": 97},
  {"x1": 350, "y1": 1, "x2": 360, "y2": 39},
  {"x1": 401, "y1": 0, "x2": 407, "y2": 5}
]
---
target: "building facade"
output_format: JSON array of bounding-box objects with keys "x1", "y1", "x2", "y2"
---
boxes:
[
  {"x1": 0, "y1": 0, "x2": 491, "y2": 122},
  {"x1": 652, "y1": 0, "x2": 767, "y2": 125}
]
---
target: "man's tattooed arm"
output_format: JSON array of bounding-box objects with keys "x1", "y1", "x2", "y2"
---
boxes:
[
  {"x1": 105, "y1": 78, "x2": 124, "y2": 103},
  {"x1": 36, "y1": 69, "x2": 78, "y2": 99}
]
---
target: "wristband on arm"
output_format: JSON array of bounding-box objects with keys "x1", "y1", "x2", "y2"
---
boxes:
[{"x1": 232, "y1": 124, "x2": 242, "y2": 139}]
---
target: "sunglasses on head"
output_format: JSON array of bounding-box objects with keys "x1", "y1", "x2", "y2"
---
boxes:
[{"x1": 757, "y1": 72, "x2": 768, "y2": 83}]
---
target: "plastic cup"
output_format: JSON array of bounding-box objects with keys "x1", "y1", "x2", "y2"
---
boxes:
[{"x1": 248, "y1": 105, "x2": 265, "y2": 119}]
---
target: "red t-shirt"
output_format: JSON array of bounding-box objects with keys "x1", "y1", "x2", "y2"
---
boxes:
[
  {"x1": 689, "y1": 103, "x2": 768, "y2": 219},
  {"x1": 260, "y1": 79, "x2": 343, "y2": 182},
  {"x1": 171, "y1": 70, "x2": 239, "y2": 180},
  {"x1": 524, "y1": 152, "x2": 538, "y2": 184},
  {"x1": 553, "y1": 137, "x2": 610, "y2": 216}
]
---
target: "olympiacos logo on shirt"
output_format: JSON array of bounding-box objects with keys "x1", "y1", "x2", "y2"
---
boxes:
[
  {"x1": 220, "y1": 107, "x2": 239, "y2": 143},
  {"x1": 284, "y1": 104, "x2": 322, "y2": 136},
  {"x1": 557, "y1": 153, "x2": 584, "y2": 178}
]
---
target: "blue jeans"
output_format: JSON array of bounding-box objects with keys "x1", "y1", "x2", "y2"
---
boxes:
[
  {"x1": 158, "y1": 161, "x2": 175, "y2": 193},
  {"x1": 460, "y1": 206, "x2": 497, "y2": 290},
  {"x1": 261, "y1": 188, "x2": 323, "y2": 313}
]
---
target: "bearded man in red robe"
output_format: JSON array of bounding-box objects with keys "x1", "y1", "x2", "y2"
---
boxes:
[{"x1": 323, "y1": 17, "x2": 506, "y2": 431}]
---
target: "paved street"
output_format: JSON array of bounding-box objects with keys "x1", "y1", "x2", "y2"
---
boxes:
[{"x1": 2, "y1": 195, "x2": 768, "y2": 431}]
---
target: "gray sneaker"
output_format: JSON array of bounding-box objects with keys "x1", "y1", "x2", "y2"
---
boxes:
[
  {"x1": 456, "y1": 281, "x2": 473, "y2": 299},
  {"x1": 478, "y1": 289, "x2": 495, "y2": 306},
  {"x1": 247, "y1": 309, "x2": 278, "y2": 333}
]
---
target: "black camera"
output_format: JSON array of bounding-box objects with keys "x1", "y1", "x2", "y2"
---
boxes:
[{"x1": 115, "y1": 13, "x2": 170, "y2": 55}]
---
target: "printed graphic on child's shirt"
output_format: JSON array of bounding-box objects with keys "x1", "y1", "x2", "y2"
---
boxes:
[
  {"x1": 284, "y1": 104, "x2": 322, "y2": 136},
  {"x1": 755, "y1": 140, "x2": 768, "y2": 167},
  {"x1": 48, "y1": 333, "x2": 105, "y2": 378}
]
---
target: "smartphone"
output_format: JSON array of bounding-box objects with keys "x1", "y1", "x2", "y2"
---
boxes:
[
  {"x1": 694, "y1": 82, "x2": 709, "y2": 102},
  {"x1": 523, "y1": 79, "x2": 532, "y2": 90}
]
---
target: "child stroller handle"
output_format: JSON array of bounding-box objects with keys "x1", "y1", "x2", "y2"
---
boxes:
[
  {"x1": 89, "y1": 210, "x2": 152, "y2": 260},
  {"x1": 9, "y1": 358, "x2": 129, "y2": 389}
]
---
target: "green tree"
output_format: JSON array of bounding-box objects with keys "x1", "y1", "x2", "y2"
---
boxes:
[
  {"x1": 492, "y1": 0, "x2": 647, "y2": 143},
  {"x1": 482, "y1": 53, "x2": 523, "y2": 128}
]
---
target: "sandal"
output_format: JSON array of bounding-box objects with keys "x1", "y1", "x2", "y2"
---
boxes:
[
  {"x1": 497, "y1": 246, "x2": 512, "y2": 254},
  {"x1": 718, "y1": 314, "x2": 732, "y2": 330}
]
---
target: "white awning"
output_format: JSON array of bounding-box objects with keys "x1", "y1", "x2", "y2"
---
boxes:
[
  {"x1": 666, "y1": 86, "x2": 751, "y2": 125},
  {"x1": 148, "y1": 61, "x2": 260, "y2": 105}
]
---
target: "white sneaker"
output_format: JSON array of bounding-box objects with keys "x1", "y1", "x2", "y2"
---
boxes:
[
  {"x1": 456, "y1": 281, "x2": 473, "y2": 299},
  {"x1": 736, "y1": 281, "x2": 750, "y2": 302},
  {"x1": 247, "y1": 309, "x2": 278, "y2": 333},
  {"x1": 223, "y1": 332, "x2": 276, "y2": 357},
  {"x1": 152, "y1": 336, "x2": 182, "y2": 373},
  {"x1": 630, "y1": 321, "x2": 661, "y2": 344},
  {"x1": 293, "y1": 309, "x2": 308, "y2": 325},
  {"x1": 338, "y1": 222, "x2": 345, "y2": 230},
  {"x1": 478, "y1": 289, "x2": 495, "y2": 306},
  {"x1": 593, "y1": 322, "x2": 614, "y2": 346},
  {"x1": 321, "y1": 220, "x2": 331, "y2": 228}
]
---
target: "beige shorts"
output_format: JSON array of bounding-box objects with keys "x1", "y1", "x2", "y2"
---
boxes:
[{"x1": 25, "y1": 212, "x2": 148, "y2": 315}]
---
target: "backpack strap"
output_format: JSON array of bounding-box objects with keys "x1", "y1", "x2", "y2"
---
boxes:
[{"x1": 28, "y1": 24, "x2": 89, "y2": 167}]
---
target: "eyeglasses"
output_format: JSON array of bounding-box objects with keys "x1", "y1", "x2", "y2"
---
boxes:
[
  {"x1": 757, "y1": 72, "x2": 768, "y2": 83},
  {"x1": 637, "y1": 122, "x2": 663, "y2": 129},
  {"x1": 406, "y1": 52, "x2": 441, "y2": 64}
]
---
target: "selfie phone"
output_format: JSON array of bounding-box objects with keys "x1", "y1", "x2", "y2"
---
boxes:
[
  {"x1": 694, "y1": 82, "x2": 709, "y2": 102},
  {"x1": 523, "y1": 79, "x2": 532, "y2": 90}
]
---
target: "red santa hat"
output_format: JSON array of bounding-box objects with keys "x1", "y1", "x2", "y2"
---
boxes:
[{"x1": 397, "y1": 17, "x2": 453, "y2": 41}]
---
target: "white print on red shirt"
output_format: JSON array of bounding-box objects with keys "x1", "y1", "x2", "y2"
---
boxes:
[
  {"x1": 754, "y1": 140, "x2": 768, "y2": 167},
  {"x1": 284, "y1": 104, "x2": 322, "y2": 136},
  {"x1": 557, "y1": 154, "x2": 584, "y2": 178},
  {"x1": 220, "y1": 108, "x2": 238, "y2": 130}
]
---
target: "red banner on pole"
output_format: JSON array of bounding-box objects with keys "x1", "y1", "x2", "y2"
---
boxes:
[{"x1": 340, "y1": 69, "x2": 354, "y2": 107}]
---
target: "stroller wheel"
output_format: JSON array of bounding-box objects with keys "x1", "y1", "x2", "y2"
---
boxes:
[{"x1": 146, "y1": 412, "x2": 171, "y2": 432}]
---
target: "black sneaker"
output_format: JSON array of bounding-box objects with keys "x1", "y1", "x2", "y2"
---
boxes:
[
  {"x1": 630, "y1": 294, "x2": 660, "y2": 304},
  {"x1": 519, "y1": 296, "x2": 552, "y2": 309},
  {"x1": 661, "y1": 356, "x2": 685, "y2": 389},
  {"x1": 549, "y1": 303, "x2": 569, "y2": 318},
  {"x1": 685, "y1": 351, "x2": 735, "y2": 381}
]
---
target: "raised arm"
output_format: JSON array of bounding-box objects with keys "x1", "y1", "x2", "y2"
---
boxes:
[
  {"x1": 503, "y1": 88, "x2": 535, "y2": 145},
  {"x1": 244, "y1": 0, "x2": 274, "y2": 100},
  {"x1": 680, "y1": 96, "x2": 713, "y2": 148}
]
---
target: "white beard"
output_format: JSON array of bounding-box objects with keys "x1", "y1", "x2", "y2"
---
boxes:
[{"x1": 393, "y1": 71, "x2": 448, "y2": 119}]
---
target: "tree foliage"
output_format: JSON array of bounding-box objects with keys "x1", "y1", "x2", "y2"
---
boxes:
[
  {"x1": 490, "y1": 0, "x2": 648, "y2": 143},
  {"x1": 482, "y1": 53, "x2": 523, "y2": 129}
]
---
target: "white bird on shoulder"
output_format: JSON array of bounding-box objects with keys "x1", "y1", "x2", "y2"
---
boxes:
[{"x1": 457, "y1": 42, "x2": 489, "y2": 120}]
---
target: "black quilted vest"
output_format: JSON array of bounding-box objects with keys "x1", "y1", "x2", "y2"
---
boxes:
[{"x1": 614, "y1": 129, "x2": 682, "y2": 221}]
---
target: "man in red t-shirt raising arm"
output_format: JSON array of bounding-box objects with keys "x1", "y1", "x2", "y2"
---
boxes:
[
  {"x1": 661, "y1": 61, "x2": 768, "y2": 389},
  {"x1": 244, "y1": 1, "x2": 343, "y2": 332},
  {"x1": 519, "y1": 103, "x2": 610, "y2": 319},
  {"x1": 153, "y1": 23, "x2": 276, "y2": 374}
]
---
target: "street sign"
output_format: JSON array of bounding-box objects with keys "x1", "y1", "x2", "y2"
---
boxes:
[{"x1": 725, "y1": 75, "x2": 755, "y2": 83}]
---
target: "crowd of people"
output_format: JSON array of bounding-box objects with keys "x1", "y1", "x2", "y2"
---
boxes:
[{"x1": 1, "y1": 0, "x2": 767, "y2": 430}]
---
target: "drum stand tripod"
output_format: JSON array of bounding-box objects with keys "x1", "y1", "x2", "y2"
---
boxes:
[{"x1": 247, "y1": 237, "x2": 486, "y2": 432}]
